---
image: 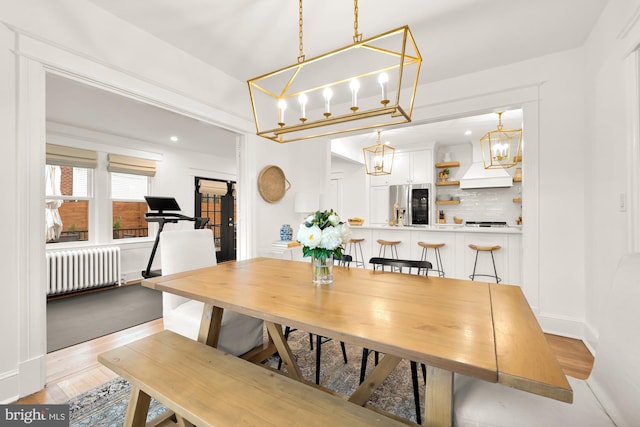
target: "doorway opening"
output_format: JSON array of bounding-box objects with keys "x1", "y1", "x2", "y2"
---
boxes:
[{"x1": 195, "y1": 177, "x2": 237, "y2": 262}]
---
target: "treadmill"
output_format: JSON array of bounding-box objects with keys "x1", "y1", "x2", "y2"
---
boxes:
[{"x1": 141, "y1": 196, "x2": 209, "y2": 279}]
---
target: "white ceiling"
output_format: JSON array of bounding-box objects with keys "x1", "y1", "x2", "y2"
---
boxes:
[
  {"x1": 47, "y1": 1, "x2": 607, "y2": 154},
  {"x1": 46, "y1": 74, "x2": 238, "y2": 157},
  {"x1": 85, "y1": 0, "x2": 607, "y2": 85}
]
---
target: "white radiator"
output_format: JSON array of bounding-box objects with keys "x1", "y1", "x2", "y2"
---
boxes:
[{"x1": 46, "y1": 246, "x2": 121, "y2": 295}]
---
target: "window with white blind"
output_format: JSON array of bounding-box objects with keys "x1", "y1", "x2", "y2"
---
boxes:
[
  {"x1": 45, "y1": 144, "x2": 156, "y2": 244},
  {"x1": 110, "y1": 172, "x2": 151, "y2": 240},
  {"x1": 45, "y1": 144, "x2": 96, "y2": 244},
  {"x1": 45, "y1": 165, "x2": 93, "y2": 243}
]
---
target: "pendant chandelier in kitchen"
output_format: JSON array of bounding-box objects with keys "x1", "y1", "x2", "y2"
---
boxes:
[
  {"x1": 363, "y1": 130, "x2": 395, "y2": 176},
  {"x1": 480, "y1": 112, "x2": 523, "y2": 169},
  {"x1": 247, "y1": 0, "x2": 422, "y2": 143}
]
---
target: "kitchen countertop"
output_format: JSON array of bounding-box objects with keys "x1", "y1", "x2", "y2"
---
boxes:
[{"x1": 349, "y1": 224, "x2": 523, "y2": 234}]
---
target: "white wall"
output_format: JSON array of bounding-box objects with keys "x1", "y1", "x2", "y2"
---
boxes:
[
  {"x1": 330, "y1": 158, "x2": 368, "y2": 221},
  {"x1": 251, "y1": 138, "x2": 330, "y2": 250},
  {"x1": 0, "y1": 22, "x2": 20, "y2": 403},
  {"x1": 583, "y1": 0, "x2": 640, "y2": 348}
]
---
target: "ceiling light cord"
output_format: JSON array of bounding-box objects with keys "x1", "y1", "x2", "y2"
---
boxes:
[
  {"x1": 298, "y1": 0, "x2": 305, "y2": 63},
  {"x1": 354, "y1": 0, "x2": 362, "y2": 43}
]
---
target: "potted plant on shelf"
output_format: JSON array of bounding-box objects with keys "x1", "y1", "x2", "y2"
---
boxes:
[{"x1": 439, "y1": 168, "x2": 450, "y2": 182}]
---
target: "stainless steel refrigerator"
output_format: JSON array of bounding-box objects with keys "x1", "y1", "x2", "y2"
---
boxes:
[{"x1": 389, "y1": 183, "x2": 432, "y2": 225}]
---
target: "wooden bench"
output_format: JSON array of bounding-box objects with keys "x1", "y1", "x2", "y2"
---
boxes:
[{"x1": 98, "y1": 329, "x2": 411, "y2": 427}]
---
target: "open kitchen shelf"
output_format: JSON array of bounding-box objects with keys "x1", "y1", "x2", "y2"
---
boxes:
[
  {"x1": 436, "y1": 180, "x2": 460, "y2": 186},
  {"x1": 436, "y1": 200, "x2": 461, "y2": 205},
  {"x1": 435, "y1": 161, "x2": 460, "y2": 168}
]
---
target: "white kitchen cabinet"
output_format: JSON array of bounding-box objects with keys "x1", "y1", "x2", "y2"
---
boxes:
[
  {"x1": 388, "y1": 152, "x2": 411, "y2": 185},
  {"x1": 371, "y1": 150, "x2": 433, "y2": 186},
  {"x1": 410, "y1": 150, "x2": 433, "y2": 183},
  {"x1": 369, "y1": 185, "x2": 389, "y2": 224}
]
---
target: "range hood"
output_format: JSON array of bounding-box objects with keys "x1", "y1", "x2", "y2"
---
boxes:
[{"x1": 459, "y1": 142, "x2": 513, "y2": 189}]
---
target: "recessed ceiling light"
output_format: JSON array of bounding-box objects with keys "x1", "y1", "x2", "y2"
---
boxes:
[
  {"x1": 464, "y1": 130, "x2": 472, "y2": 136},
  {"x1": 170, "y1": 136, "x2": 179, "y2": 142}
]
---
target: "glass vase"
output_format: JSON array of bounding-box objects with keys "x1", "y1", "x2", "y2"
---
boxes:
[{"x1": 312, "y1": 254, "x2": 333, "y2": 285}]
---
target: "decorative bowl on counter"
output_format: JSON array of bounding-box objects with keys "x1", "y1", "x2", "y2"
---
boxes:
[{"x1": 348, "y1": 218, "x2": 364, "y2": 226}]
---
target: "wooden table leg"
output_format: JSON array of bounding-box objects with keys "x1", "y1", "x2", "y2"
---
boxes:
[
  {"x1": 348, "y1": 354, "x2": 402, "y2": 406},
  {"x1": 123, "y1": 385, "x2": 151, "y2": 427},
  {"x1": 265, "y1": 321, "x2": 303, "y2": 381},
  {"x1": 197, "y1": 303, "x2": 223, "y2": 347},
  {"x1": 424, "y1": 366, "x2": 453, "y2": 427}
]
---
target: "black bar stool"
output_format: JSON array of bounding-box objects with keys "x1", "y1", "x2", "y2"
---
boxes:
[{"x1": 469, "y1": 244, "x2": 502, "y2": 283}]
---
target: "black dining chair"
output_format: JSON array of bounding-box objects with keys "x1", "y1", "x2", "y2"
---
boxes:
[
  {"x1": 362, "y1": 257, "x2": 432, "y2": 425},
  {"x1": 276, "y1": 326, "x2": 348, "y2": 385}
]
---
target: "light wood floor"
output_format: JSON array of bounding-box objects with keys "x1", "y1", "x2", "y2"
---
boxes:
[{"x1": 16, "y1": 319, "x2": 594, "y2": 405}]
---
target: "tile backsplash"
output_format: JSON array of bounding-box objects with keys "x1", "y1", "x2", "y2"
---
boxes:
[
  {"x1": 435, "y1": 143, "x2": 522, "y2": 225},
  {"x1": 435, "y1": 185, "x2": 522, "y2": 225}
]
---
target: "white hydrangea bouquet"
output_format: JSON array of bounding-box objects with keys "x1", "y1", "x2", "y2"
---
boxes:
[
  {"x1": 297, "y1": 209, "x2": 350, "y2": 284},
  {"x1": 297, "y1": 209, "x2": 350, "y2": 260}
]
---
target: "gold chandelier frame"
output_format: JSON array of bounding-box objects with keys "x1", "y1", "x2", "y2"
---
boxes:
[
  {"x1": 480, "y1": 112, "x2": 523, "y2": 169},
  {"x1": 363, "y1": 130, "x2": 395, "y2": 176},
  {"x1": 247, "y1": 1, "x2": 422, "y2": 143}
]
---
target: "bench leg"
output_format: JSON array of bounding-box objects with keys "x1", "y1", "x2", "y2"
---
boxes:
[
  {"x1": 176, "y1": 415, "x2": 195, "y2": 427},
  {"x1": 424, "y1": 366, "x2": 453, "y2": 427},
  {"x1": 124, "y1": 385, "x2": 151, "y2": 427}
]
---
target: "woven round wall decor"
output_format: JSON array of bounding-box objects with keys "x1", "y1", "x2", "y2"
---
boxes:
[{"x1": 257, "y1": 165, "x2": 290, "y2": 203}]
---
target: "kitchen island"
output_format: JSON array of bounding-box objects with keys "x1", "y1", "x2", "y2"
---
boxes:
[{"x1": 347, "y1": 224, "x2": 522, "y2": 285}]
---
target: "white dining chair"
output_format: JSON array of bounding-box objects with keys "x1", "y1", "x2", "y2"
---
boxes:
[
  {"x1": 453, "y1": 253, "x2": 640, "y2": 427},
  {"x1": 160, "y1": 228, "x2": 264, "y2": 356}
]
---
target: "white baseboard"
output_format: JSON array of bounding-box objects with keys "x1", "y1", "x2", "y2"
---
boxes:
[
  {"x1": 18, "y1": 355, "x2": 46, "y2": 402},
  {"x1": 0, "y1": 368, "x2": 19, "y2": 404},
  {"x1": 537, "y1": 312, "x2": 588, "y2": 341}
]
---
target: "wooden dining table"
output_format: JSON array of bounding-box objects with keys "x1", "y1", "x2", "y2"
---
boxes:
[{"x1": 142, "y1": 257, "x2": 572, "y2": 427}]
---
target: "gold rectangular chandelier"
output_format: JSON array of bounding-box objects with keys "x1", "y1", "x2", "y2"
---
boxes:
[{"x1": 247, "y1": 1, "x2": 422, "y2": 143}]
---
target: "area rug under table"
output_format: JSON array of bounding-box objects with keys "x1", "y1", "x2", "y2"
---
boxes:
[{"x1": 68, "y1": 330, "x2": 421, "y2": 425}]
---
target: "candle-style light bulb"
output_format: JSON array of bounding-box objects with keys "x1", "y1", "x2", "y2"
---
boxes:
[
  {"x1": 277, "y1": 99, "x2": 287, "y2": 127},
  {"x1": 492, "y1": 141, "x2": 507, "y2": 161},
  {"x1": 374, "y1": 154, "x2": 383, "y2": 171},
  {"x1": 298, "y1": 94, "x2": 308, "y2": 122},
  {"x1": 323, "y1": 87, "x2": 333, "y2": 118},
  {"x1": 349, "y1": 79, "x2": 360, "y2": 112},
  {"x1": 378, "y1": 72, "x2": 389, "y2": 105}
]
